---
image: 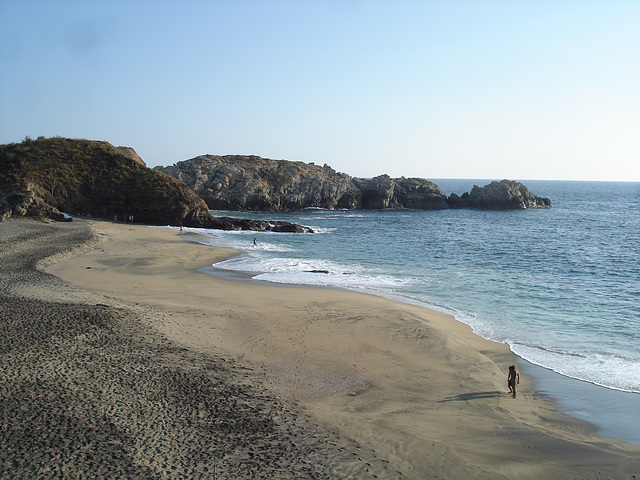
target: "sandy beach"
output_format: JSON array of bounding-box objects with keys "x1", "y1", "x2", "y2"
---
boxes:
[{"x1": 2, "y1": 219, "x2": 639, "y2": 479}]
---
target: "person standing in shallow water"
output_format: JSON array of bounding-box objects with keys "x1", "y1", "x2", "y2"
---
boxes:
[{"x1": 508, "y1": 365, "x2": 520, "y2": 398}]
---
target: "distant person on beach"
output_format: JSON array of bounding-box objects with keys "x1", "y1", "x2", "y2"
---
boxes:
[
  {"x1": 253, "y1": 238, "x2": 257, "y2": 246},
  {"x1": 508, "y1": 365, "x2": 520, "y2": 398}
]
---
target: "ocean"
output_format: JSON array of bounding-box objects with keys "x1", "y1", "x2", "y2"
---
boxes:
[{"x1": 173, "y1": 180, "x2": 640, "y2": 444}]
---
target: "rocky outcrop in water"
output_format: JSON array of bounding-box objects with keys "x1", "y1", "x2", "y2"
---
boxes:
[
  {"x1": 447, "y1": 180, "x2": 551, "y2": 209},
  {"x1": 156, "y1": 155, "x2": 550, "y2": 211},
  {"x1": 353, "y1": 175, "x2": 449, "y2": 209}
]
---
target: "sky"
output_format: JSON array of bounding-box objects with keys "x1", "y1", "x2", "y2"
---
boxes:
[{"x1": 1, "y1": 1, "x2": 639, "y2": 181}]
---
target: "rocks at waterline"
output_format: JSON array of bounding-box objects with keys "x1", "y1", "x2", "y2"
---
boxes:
[{"x1": 155, "y1": 155, "x2": 551, "y2": 211}]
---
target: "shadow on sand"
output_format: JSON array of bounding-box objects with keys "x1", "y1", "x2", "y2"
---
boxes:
[{"x1": 439, "y1": 391, "x2": 503, "y2": 402}]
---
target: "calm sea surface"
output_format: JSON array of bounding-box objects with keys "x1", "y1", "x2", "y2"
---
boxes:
[{"x1": 174, "y1": 180, "x2": 640, "y2": 442}]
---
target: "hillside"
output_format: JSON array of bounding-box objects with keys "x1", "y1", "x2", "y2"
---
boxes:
[{"x1": 0, "y1": 137, "x2": 311, "y2": 232}]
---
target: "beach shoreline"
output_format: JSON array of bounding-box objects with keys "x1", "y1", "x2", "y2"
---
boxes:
[
  {"x1": 3, "y1": 218, "x2": 639, "y2": 479},
  {"x1": 191, "y1": 230, "x2": 640, "y2": 448},
  {"x1": 519, "y1": 359, "x2": 640, "y2": 446}
]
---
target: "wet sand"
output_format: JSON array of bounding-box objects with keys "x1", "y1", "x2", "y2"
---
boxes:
[{"x1": 2, "y1": 218, "x2": 639, "y2": 479}]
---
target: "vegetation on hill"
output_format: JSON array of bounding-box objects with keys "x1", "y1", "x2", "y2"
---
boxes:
[{"x1": 0, "y1": 137, "x2": 221, "y2": 226}]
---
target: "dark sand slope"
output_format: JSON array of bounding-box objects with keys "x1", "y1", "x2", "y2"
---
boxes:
[{"x1": 0, "y1": 220, "x2": 347, "y2": 479}]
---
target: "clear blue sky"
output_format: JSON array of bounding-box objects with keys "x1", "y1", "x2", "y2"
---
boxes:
[{"x1": 1, "y1": 1, "x2": 639, "y2": 181}]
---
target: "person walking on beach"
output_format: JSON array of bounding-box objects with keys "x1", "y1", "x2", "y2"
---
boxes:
[{"x1": 508, "y1": 365, "x2": 520, "y2": 398}]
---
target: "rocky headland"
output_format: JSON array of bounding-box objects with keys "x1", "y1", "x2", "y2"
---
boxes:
[
  {"x1": 1, "y1": 137, "x2": 550, "y2": 229},
  {"x1": 0, "y1": 138, "x2": 311, "y2": 232},
  {"x1": 155, "y1": 155, "x2": 551, "y2": 212}
]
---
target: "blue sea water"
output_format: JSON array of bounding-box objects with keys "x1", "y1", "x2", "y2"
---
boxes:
[{"x1": 176, "y1": 180, "x2": 640, "y2": 442}]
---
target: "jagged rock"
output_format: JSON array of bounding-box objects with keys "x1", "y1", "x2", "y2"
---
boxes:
[
  {"x1": 353, "y1": 175, "x2": 448, "y2": 209},
  {"x1": 447, "y1": 180, "x2": 551, "y2": 210},
  {"x1": 0, "y1": 183, "x2": 66, "y2": 222},
  {"x1": 156, "y1": 157, "x2": 449, "y2": 211},
  {"x1": 156, "y1": 155, "x2": 361, "y2": 211}
]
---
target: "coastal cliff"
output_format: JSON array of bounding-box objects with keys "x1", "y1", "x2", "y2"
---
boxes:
[
  {"x1": 155, "y1": 155, "x2": 362, "y2": 211},
  {"x1": 156, "y1": 155, "x2": 551, "y2": 211},
  {"x1": 0, "y1": 138, "x2": 312, "y2": 232}
]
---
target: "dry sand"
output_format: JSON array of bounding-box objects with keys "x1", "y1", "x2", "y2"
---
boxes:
[{"x1": 2, "y1": 218, "x2": 639, "y2": 479}]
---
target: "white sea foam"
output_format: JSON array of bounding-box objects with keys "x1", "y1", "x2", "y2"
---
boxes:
[
  {"x1": 193, "y1": 228, "x2": 297, "y2": 253},
  {"x1": 178, "y1": 225, "x2": 412, "y2": 291},
  {"x1": 214, "y1": 253, "x2": 412, "y2": 290},
  {"x1": 510, "y1": 343, "x2": 640, "y2": 394}
]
